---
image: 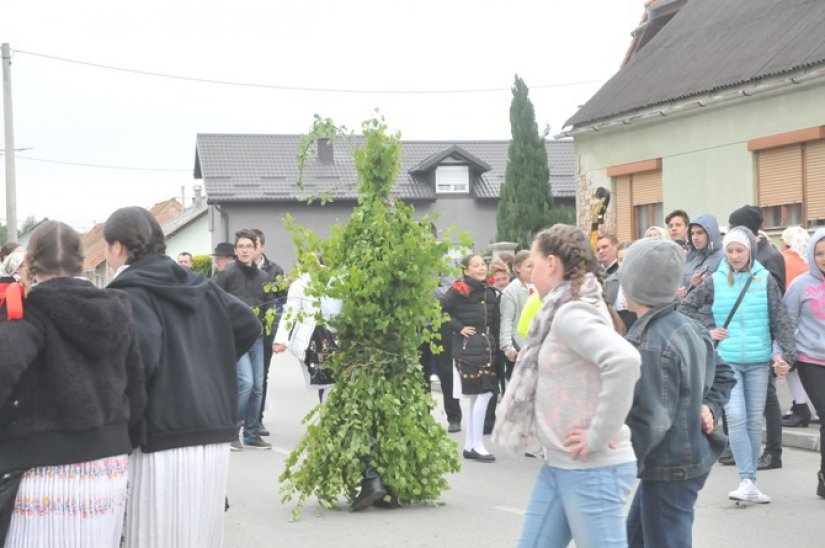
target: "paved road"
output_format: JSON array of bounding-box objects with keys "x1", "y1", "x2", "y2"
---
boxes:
[{"x1": 225, "y1": 354, "x2": 824, "y2": 547}]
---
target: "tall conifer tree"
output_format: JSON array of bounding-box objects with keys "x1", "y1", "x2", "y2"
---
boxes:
[{"x1": 496, "y1": 75, "x2": 556, "y2": 248}]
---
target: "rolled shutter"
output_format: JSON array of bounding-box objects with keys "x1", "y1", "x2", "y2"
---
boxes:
[
  {"x1": 614, "y1": 175, "x2": 632, "y2": 242},
  {"x1": 804, "y1": 140, "x2": 825, "y2": 223},
  {"x1": 757, "y1": 145, "x2": 802, "y2": 207},
  {"x1": 631, "y1": 170, "x2": 663, "y2": 205}
]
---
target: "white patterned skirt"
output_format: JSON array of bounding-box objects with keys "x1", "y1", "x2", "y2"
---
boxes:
[
  {"x1": 122, "y1": 443, "x2": 230, "y2": 548},
  {"x1": 5, "y1": 455, "x2": 129, "y2": 548}
]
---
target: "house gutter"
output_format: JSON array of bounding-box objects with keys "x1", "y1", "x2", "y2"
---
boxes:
[{"x1": 556, "y1": 65, "x2": 825, "y2": 139}]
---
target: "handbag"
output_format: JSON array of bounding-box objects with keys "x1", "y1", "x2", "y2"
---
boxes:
[
  {"x1": 1, "y1": 471, "x2": 24, "y2": 545},
  {"x1": 713, "y1": 275, "x2": 753, "y2": 348},
  {"x1": 305, "y1": 325, "x2": 336, "y2": 386}
]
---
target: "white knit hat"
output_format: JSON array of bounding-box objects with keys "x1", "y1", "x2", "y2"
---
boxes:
[{"x1": 722, "y1": 227, "x2": 751, "y2": 253}]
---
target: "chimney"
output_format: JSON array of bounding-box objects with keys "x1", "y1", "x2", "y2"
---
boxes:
[
  {"x1": 318, "y1": 138, "x2": 334, "y2": 164},
  {"x1": 193, "y1": 185, "x2": 204, "y2": 208}
]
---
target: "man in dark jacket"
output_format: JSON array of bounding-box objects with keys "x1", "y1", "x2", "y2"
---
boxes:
[
  {"x1": 728, "y1": 205, "x2": 785, "y2": 470},
  {"x1": 251, "y1": 228, "x2": 287, "y2": 437},
  {"x1": 214, "y1": 229, "x2": 273, "y2": 450},
  {"x1": 621, "y1": 238, "x2": 734, "y2": 548}
]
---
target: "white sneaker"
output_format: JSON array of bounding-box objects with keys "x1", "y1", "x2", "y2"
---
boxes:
[{"x1": 728, "y1": 479, "x2": 770, "y2": 503}]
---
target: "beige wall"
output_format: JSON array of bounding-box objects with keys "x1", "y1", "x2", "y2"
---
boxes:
[{"x1": 573, "y1": 83, "x2": 825, "y2": 232}]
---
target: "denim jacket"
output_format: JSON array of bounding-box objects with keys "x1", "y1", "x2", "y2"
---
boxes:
[{"x1": 625, "y1": 303, "x2": 735, "y2": 481}]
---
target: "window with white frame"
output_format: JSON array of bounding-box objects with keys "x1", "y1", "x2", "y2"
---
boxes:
[{"x1": 436, "y1": 165, "x2": 470, "y2": 194}]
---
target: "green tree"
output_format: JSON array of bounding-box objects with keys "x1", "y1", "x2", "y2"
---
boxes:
[
  {"x1": 496, "y1": 75, "x2": 569, "y2": 248},
  {"x1": 279, "y1": 115, "x2": 460, "y2": 519},
  {"x1": 20, "y1": 215, "x2": 40, "y2": 234},
  {"x1": 0, "y1": 221, "x2": 6, "y2": 244},
  {"x1": 190, "y1": 254, "x2": 213, "y2": 278}
]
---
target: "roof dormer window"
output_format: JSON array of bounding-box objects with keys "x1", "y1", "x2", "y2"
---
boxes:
[{"x1": 435, "y1": 165, "x2": 469, "y2": 194}]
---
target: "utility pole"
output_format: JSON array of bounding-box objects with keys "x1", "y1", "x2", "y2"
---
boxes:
[{"x1": 2, "y1": 43, "x2": 18, "y2": 243}]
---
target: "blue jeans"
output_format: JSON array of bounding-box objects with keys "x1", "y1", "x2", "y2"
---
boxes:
[
  {"x1": 724, "y1": 362, "x2": 770, "y2": 481},
  {"x1": 236, "y1": 336, "x2": 264, "y2": 442},
  {"x1": 518, "y1": 462, "x2": 637, "y2": 548},
  {"x1": 626, "y1": 473, "x2": 709, "y2": 548}
]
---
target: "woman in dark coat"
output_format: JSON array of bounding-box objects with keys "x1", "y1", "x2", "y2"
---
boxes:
[
  {"x1": 441, "y1": 254, "x2": 500, "y2": 462},
  {"x1": 104, "y1": 207, "x2": 259, "y2": 547},
  {"x1": 0, "y1": 221, "x2": 145, "y2": 546}
]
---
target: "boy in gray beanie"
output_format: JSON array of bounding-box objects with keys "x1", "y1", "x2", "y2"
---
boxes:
[{"x1": 621, "y1": 238, "x2": 734, "y2": 548}]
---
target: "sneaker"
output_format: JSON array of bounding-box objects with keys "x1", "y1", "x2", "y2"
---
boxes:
[
  {"x1": 259, "y1": 425, "x2": 270, "y2": 436},
  {"x1": 728, "y1": 479, "x2": 770, "y2": 503},
  {"x1": 245, "y1": 436, "x2": 272, "y2": 450},
  {"x1": 230, "y1": 439, "x2": 243, "y2": 452}
]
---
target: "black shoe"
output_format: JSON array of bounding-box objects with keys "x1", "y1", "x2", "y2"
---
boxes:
[
  {"x1": 352, "y1": 468, "x2": 388, "y2": 512},
  {"x1": 463, "y1": 449, "x2": 495, "y2": 462},
  {"x1": 818, "y1": 471, "x2": 825, "y2": 499},
  {"x1": 258, "y1": 426, "x2": 271, "y2": 436},
  {"x1": 718, "y1": 445, "x2": 735, "y2": 465},
  {"x1": 757, "y1": 452, "x2": 782, "y2": 470},
  {"x1": 447, "y1": 421, "x2": 461, "y2": 433},
  {"x1": 782, "y1": 402, "x2": 812, "y2": 427},
  {"x1": 244, "y1": 436, "x2": 272, "y2": 450}
]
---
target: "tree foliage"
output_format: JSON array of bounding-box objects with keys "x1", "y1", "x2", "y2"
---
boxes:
[
  {"x1": 190, "y1": 254, "x2": 212, "y2": 278},
  {"x1": 496, "y1": 75, "x2": 558, "y2": 248},
  {"x1": 279, "y1": 115, "x2": 461, "y2": 519}
]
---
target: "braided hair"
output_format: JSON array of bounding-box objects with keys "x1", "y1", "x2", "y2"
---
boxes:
[
  {"x1": 27, "y1": 220, "x2": 84, "y2": 278},
  {"x1": 103, "y1": 206, "x2": 167, "y2": 264},
  {"x1": 532, "y1": 224, "x2": 602, "y2": 295}
]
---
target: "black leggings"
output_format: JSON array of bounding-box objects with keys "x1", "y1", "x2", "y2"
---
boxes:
[{"x1": 796, "y1": 361, "x2": 825, "y2": 473}]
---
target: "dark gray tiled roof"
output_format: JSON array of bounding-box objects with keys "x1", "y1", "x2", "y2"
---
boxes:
[
  {"x1": 565, "y1": 0, "x2": 825, "y2": 129},
  {"x1": 195, "y1": 134, "x2": 575, "y2": 203}
]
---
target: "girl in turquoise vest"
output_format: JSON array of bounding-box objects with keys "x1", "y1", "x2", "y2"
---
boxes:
[{"x1": 681, "y1": 226, "x2": 795, "y2": 504}]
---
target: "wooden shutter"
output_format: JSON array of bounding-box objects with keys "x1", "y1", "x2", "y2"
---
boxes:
[
  {"x1": 805, "y1": 140, "x2": 825, "y2": 222},
  {"x1": 757, "y1": 145, "x2": 802, "y2": 206},
  {"x1": 631, "y1": 170, "x2": 663, "y2": 205},
  {"x1": 614, "y1": 175, "x2": 632, "y2": 242}
]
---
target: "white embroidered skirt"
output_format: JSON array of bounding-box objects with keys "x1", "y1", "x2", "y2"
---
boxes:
[
  {"x1": 122, "y1": 443, "x2": 230, "y2": 548},
  {"x1": 5, "y1": 455, "x2": 129, "y2": 548}
]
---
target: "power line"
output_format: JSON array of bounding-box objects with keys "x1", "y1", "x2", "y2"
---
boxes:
[
  {"x1": 13, "y1": 48, "x2": 605, "y2": 95},
  {"x1": 16, "y1": 155, "x2": 189, "y2": 172}
]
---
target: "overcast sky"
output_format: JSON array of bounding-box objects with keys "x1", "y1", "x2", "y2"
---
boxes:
[{"x1": 2, "y1": 0, "x2": 645, "y2": 232}]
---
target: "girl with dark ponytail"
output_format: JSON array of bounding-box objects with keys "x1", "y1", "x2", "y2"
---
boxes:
[{"x1": 104, "y1": 206, "x2": 259, "y2": 547}]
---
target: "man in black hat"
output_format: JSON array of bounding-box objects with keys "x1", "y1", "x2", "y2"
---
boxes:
[{"x1": 212, "y1": 242, "x2": 235, "y2": 276}]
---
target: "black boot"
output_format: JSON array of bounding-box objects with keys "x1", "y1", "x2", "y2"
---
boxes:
[
  {"x1": 373, "y1": 485, "x2": 401, "y2": 509},
  {"x1": 818, "y1": 471, "x2": 825, "y2": 499},
  {"x1": 782, "y1": 401, "x2": 812, "y2": 427},
  {"x1": 718, "y1": 444, "x2": 735, "y2": 465},
  {"x1": 351, "y1": 467, "x2": 388, "y2": 512}
]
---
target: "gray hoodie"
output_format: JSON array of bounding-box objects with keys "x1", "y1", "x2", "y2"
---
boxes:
[
  {"x1": 783, "y1": 228, "x2": 825, "y2": 363},
  {"x1": 682, "y1": 213, "x2": 723, "y2": 290}
]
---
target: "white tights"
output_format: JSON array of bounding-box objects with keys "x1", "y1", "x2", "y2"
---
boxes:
[{"x1": 465, "y1": 392, "x2": 493, "y2": 454}]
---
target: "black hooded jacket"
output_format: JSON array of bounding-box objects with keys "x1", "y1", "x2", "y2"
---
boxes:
[
  {"x1": 108, "y1": 255, "x2": 259, "y2": 452},
  {"x1": 0, "y1": 277, "x2": 146, "y2": 475}
]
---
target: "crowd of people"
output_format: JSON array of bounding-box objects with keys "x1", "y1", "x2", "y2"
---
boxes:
[{"x1": 1, "y1": 201, "x2": 824, "y2": 547}]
